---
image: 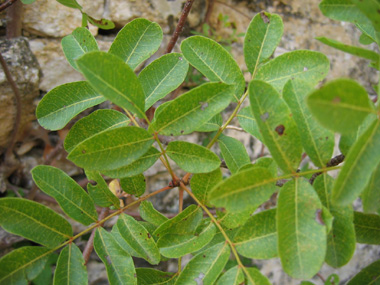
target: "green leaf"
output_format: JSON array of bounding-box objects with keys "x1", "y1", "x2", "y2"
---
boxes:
[
  {"x1": 115, "y1": 214, "x2": 160, "y2": 265},
  {"x1": 139, "y1": 201, "x2": 169, "y2": 227},
  {"x1": 33, "y1": 253, "x2": 58, "y2": 285},
  {"x1": 307, "y1": 79, "x2": 374, "y2": 134},
  {"x1": 244, "y1": 12, "x2": 283, "y2": 74},
  {"x1": 175, "y1": 242, "x2": 230, "y2": 285},
  {"x1": 325, "y1": 274, "x2": 340, "y2": 285},
  {"x1": 234, "y1": 209, "x2": 277, "y2": 259},
  {"x1": 346, "y1": 259, "x2": 380, "y2": 285},
  {"x1": 181, "y1": 36, "x2": 245, "y2": 100},
  {"x1": 0, "y1": 246, "x2": 52, "y2": 285},
  {"x1": 36, "y1": 81, "x2": 105, "y2": 131},
  {"x1": 195, "y1": 114, "x2": 223, "y2": 132},
  {"x1": 94, "y1": 228, "x2": 136, "y2": 285},
  {"x1": 87, "y1": 16, "x2": 115, "y2": 30},
  {"x1": 217, "y1": 208, "x2": 253, "y2": 229},
  {"x1": 191, "y1": 168, "x2": 223, "y2": 206},
  {"x1": 31, "y1": 165, "x2": 98, "y2": 226},
  {"x1": 109, "y1": 18, "x2": 163, "y2": 70},
  {"x1": 283, "y1": 79, "x2": 334, "y2": 167},
  {"x1": 76, "y1": 51, "x2": 145, "y2": 117},
  {"x1": 245, "y1": 268, "x2": 271, "y2": 285},
  {"x1": 102, "y1": 147, "x2": 161, "y2": 178},
  {"x1": 53, "y1": 243, "x2": 87, "y2": 285},
  {"x1": 56, "y1": 0, "x2": 82, "y2": 9},
  {"x1": 158, "y1": 221, "x2": 216, "y2": 258},
  {"x1": 166, "y1": 141, "x2": 221, "y2": 173},
  {"x1": 255, "y1": 50, "x2": 329, "y2": 92},
  {"x1": 64, "y1": 109, "x2": 129, "y2": 153},
  {"x1": 237, "y1": 106, "x2": 264, "y2": 142},
  {"x1": 319, "y1": 0, "x2": 368, "y2": 23},
  {"x1": 208, "y1": 167, "x2": 276, "y2": 213},
  {"x1": 67, "y1": 126, "x2": 154, "y2": 171},
  {"x1": 351, "y1": 0, "x2": 380, "y2": 32},
  {"x1": 326, "y1": 207, "x2": 356, "y2": 267},
  {"x1": 139, "y1": 53, "x2": 189, "y2": 110},
  {"x1": 62, "y1": 27, "x2": 99, "y2": 71},
  {"x1": 120, "y1": 174, "x2": 146, "y2": 197},
  {"x1": 0, "y1": 198, "x2": 72, "y2": 248},
  {"x1": 85, "y1": 170, "x2": 120, "y2": 209},
  {"x1": 249, "y1": 80, "x2": 302, "y2": 173},
  {"x1": 136, "y1": 268, "x2": 175, "y2": 285},
  {"x1": 332, "y1": 119, "x2": 380, "y2": 206},
  {"x1": 250, "y1": 157, "x2": 278, "y2": 177},
  {"x1": 21, "y1": 0, "x2": 37, "y2": 3},
  {"x1": 359, "y1": 32, "x2": 375, "y2": 45},
  {"x1": 316, "y1": 37, "x2": 379, "y2": 64},
  {"x1": 354, "y1": 211, "x2": 380, "y2": 244},
  {"x1": 154, "y1": 205, "x2": 203, "y2": 236},
  {"x1": 149, "y1": 82, "x2": 234, "y2": 136},
  {"x1": 216, "y1": 265, "x2": 244, "y2": 285},
  {"x1": 362, "y1": 161, "x2": 380, "y2": 213},
  {"x1": 356, "y1": 22, "x2": 380, "y2": 45},
  {"x1": 218, "y1": 135, "x2": 251, "y2": 174},
  {"x1": 314, "y1": 174, "x2": 356, "y2": 268},
  {"x1": 277, "y1": 178, "x2": 327, "y2": 279}
]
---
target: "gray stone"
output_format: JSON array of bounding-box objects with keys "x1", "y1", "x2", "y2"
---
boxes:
[{"x1": 0, "y1": 37, "x2": 40, "y2": 152}]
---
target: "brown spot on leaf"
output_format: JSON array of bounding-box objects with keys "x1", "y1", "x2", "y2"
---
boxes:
[
  {"x1": 315, "y1": 209, "x2": 325, "y2": 225},
  {"x1": 260, "y1": 12, "x2": 270, "y2": 23},
  {"x1": 199, "y1": 101, "x2": 208, "y2": 111},
  {"x1": 275, "y1": 125, "x2": 285, "y2": 135},
  {"x1": 332, "y1": 96, "x2": 341, "y2": 103},
  {"x1": 105, "y1": 255, "x2": 112, "y2": 265},
  {"x1": 147, "y1": 233, "x2": 151, "y2": 238},
  {"x1": 82, "y1": 149, "x2": 86, "y2": 154},
  {"x1": 179, "y1": 57, "x2": 183, "y2": 60},
  {"x1": 88, "y1": 180, "x2": 97, "y2": 186}
]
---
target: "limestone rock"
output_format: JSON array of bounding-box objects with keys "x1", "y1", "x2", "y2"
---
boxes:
[
  {"x1": 22, "y1": 0, "x2": 103, "y2": 37},
  {"x1": 0, "y1": 37, "x2": 40, "y2": 153}
]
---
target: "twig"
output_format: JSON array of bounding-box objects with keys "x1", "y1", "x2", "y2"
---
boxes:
[
  {"x1": 309, "y1": 154, "x2": 345, "y2": 184},
  {"x1": 0, "y1": 52, "x2": 22, "y2": 162},
  {"x1": 0, "y1": 0, "x2": 18, "y2": 12},
  {"x1": 6, "y1": 0, "x2": 22, "y2": 38},
  {"x1": 316, "y1": 272, "x2": 326, "y2": 283},
  {"x1": 83, "y1": 207, "x2": 110, "y2": 265},
  {"x1": 165, "y1": 0, "x2": 195, "y2": 54},
  {"x1": 204, "y1": 0, "x2": 215, "y2": 25},
  {"x1": 225, "y1": 125, "x2": 244, "y2": 132}
]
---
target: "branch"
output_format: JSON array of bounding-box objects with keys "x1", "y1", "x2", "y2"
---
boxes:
[
  {"x1": 0, "y1": 52, "x2": 22, "y2": 162},
  {"x1": 309, "y1": 154, "x2": 345, "y2": 184},
  {"x1": 0, "y1": 0, "x2": 17, "y2": 12},
  {"x1": 165, "y1": 0, "x2": 195, "y2": 54}
]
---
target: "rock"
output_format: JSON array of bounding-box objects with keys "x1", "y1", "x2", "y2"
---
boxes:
[
  {"x1": 0, "y1": 37, "x2": 40, "y2": 153},
  {"x1": 22, "y1": 0, "x2": 103, "y2": 37}
]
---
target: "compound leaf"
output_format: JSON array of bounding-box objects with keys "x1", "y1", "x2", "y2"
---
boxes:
[
  {"x1": 67, "y1": 126, "x2": 154, "y2": 171},
  {"x1": 77, "y1": 51, "x2": 145, "y2": 117},
  {"x1": 0, "y1": 246, "x2": 52, "y2": 285},
  {"x1": 283, "y1": 79, "x2": 334, "y2": 167},
  {"x1": 64, "y1": 109, "x2": 129, "y2": 153},
  {"x1": 166, "y1": 141, "x2": 220, "y2": 173},
  {"x1": 255, "y1": 50, "x2": 329, "y2": 92},
  {"x1": 208, "y1": 167, "x2": 276, "y2": 213},
  {"x1": 249, "y1": 80, "x2": 302, "y2": 173},
  {"x1": 62, "y1": 27, "x2": 99, "y2": 71},
  {"x1": 218, "y1": 135, "x2": 250, "y2": 174},
  {"x1": 181, "y1": 36, "x2": 245, "y2": 100},
  {"x1": 139, "y1": 53, "x2": 189, "y2": 110},
  {"x1": 307, "y1": 79, "x2": 374, "y2": 134},
  {"x1": 332, "y1": 119, "x2": 380, "y2": 206},
  {"x1": 31, "y1": 165, "x2": 98, "y2": 226},
  {"x1": 175, "y1": 242, "x2": 230, "y2": 285},
  {"x1": 102, "y1": 147, "x2": 161, "y2": 178},
  {"x1": 149, "y1": 82, "x2": 234, "y2": 136},
  {"x1": 53, "y1": 243, "x2": 87, "y2": 285},
  {"x1": 277, "y1": 178, "x2": 327, "y2": 279},
  {"x1": 244, "y1": 12, "x2": 283, "y2": 74},
  {"x1": 115, "y1": 214, "x2": 160, "y2": 265},
  {"x1": 109, "y1": 18, "x2": 162, "y2": 70},
  {"x1": 94, "y1": 228, "x2": 136, "y2": 285},
  {"x1": 0, "y1": 198, "x2": 72, "y2": 248},
  {"x1": 234, "y1": 209, "x2": 277, "y2": 259},
  {"x1": 36, "y1": 81, "x2": 105, "y2": 131}
]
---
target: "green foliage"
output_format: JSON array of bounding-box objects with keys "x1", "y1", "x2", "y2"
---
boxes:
[{"x1": 2, "y1": 4, "x2": 380, "y2": 285}]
